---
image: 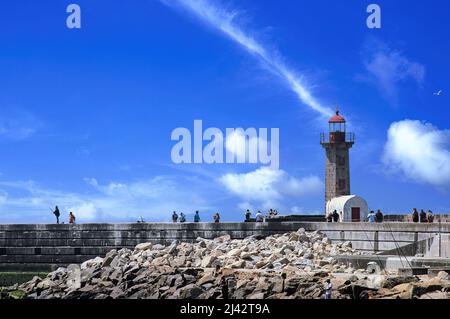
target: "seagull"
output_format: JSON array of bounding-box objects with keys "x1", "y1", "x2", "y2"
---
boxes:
[{"x1": 433, "y1": 90, "x2": 443, "y2": 96}]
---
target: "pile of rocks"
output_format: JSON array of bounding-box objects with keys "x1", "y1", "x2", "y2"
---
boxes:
[{"x1": 6, "y1": 229, "x2": 450, "y2": 299}]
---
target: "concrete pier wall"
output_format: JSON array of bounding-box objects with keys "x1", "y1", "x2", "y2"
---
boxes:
[{"x1": 1, "y1": 222, "x2": 449, "y2": 271}]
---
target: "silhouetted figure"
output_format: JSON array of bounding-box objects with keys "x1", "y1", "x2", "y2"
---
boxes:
[
  {"x1": 326, "y1": 213, "x2": 333, "y2": 223},
  {"x1": 427, "y1": 210, "x2": 434, "y2": 223},
  {"x1": 69, "y1": 212, "x2": 76, "y2": 224},
  {"x1": 214, "y1": 212, "x2": 220, "y2": 223},
  {"x1": 245, "y1": 210, "x2": 251, "y2": 222},
  {"x1": 420, "y1": 209, "x2": 427, "y2": 223},
  {"x1": 194, "y1": 211, "x2": 201, "y2": 223},
  {"x1": 221, "y1": 277, "x2": 229, "y2": 300},
  {"x1": 412, "y1": 208, "x2": 419, "y2": 223},
  {"x1": 53, "y1": 206, "x2": 60, "y2": 224},
  {"x1": 179, "y1": 212, "x2": 186, "y2": 223},
  {"x1": 375, "y1": 210, "x2": 384, "y2": 223},
  {"x1": 172, "y1": 211, "x2": 178, "y2": 223},
  {"x1": 332, "y1": 210, "x2": 340, "y2": 223}
]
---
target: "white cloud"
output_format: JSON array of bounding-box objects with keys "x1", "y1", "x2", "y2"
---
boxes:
[
  {"x1": 362, "y1": 40, "x2": 425, "y2": 104},
  {"x1": 382, "y1": 120, "x2": 450, "y2": 187},
  {"x1": 219, "y1": 167, "x2": 322, "y2": 209},
  {"x1": 0, "y1": 110, "x2": 40, "y2": 141},
  {"x1": 161, "y1": 0, "x2": 333, "y2": 118},
  {"x1": 0, "y1": 176, "x2": 218, "y2": 223}
]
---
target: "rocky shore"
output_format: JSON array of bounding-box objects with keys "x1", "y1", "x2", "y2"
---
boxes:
[{"x1": 2, "y1": 229, "x2": 450, "y2": 299}]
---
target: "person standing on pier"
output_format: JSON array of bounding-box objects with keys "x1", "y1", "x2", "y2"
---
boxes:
[
  {"x1": 172, "y1": 211, "x2": 178, "y2": 223},
  {"x1": 419, "y1": 209, "x2": 427, "y2": 223},
  {"x1": 245, "y1": 210, "x2": 251, "y2": 222},
  {"x1": 367, "y1": 211, "x2": 376, "y2": 223},
  {"x1": 427, "y1": 210, "x2": 434, "y2": 223},
  {"x1": 213, "y1": 212, "x2": 220, "y2": 223},
  {"x1": 375, "y1": 210, "x2": 384, "y2": 223},
  {"x1": 53, "y1": 206, "x2": 60, "y2": 224},
  {"x1": 179, "y1": 212, "x2": 186, "y2": 223},
  {"x1": 412, "y1": 208, "x2": 419, "y2": 223},
  {"x1": 69, "y1": 211, "x2": 76, "y2": 224},
  {"x1": 194, "y1": 211, "x2": 201, "y2": 223},
  {"x1": 256, "y1": 211, "x2": 264, "y2": 222},
  {"x1": 332, "y1": 210, "x2": 340, "y2": 223}
]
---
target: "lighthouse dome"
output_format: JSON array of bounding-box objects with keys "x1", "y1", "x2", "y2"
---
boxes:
[{"x1": 329, "y1": 110, "x2": 346, "y2": 123}]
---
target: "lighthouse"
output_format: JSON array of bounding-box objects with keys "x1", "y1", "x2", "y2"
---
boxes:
[{"x1": 320, "y1": 109, "x2": 355, "y2": 208}]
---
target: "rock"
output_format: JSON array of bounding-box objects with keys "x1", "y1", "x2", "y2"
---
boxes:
[
  {"x1": 227, "y1": 249, "x2": 242, "y2": 257},
  {"x1": 230, "y1": 260, "x2": 246, "y2": 269},
  {"x1": 198, "y1": 274, "x2": 216, "y2": 286},
  {"x1": 366, "y1": 275, "x2": 386, "y2": 289},
  {"x1": 437, "y1": 271, "x2": 450, "y2": 281},
  {"x1": 274, "y1": 257, "x2": 290, "y2": 266},
  {"x1": 135, "y1": 243, "x2": 153, "y2": 251},
  {"x1": 411, "y1": 278, "x2": 446, "y2": 297},
  {"x1": 17, "y1": 228, "x2": 372, "y2": 300},
  {"x1": 215, "y1": 235, "x2": 231, "y2": 243},
  {"x1": 342, "y1": 241, "x2": 352, "y2": 248},
  {"x1": 177, "y1": 284, "x2": 203, "y2": 299},
  {"x1": 383, "y1": 276, "x2": 418, "y2": 289},
  {"x1": 247, "y1": 292, "x2": 265, "y2": 299},
  {"x1": 81, "y1": 257, "x2": 103, "y2": 270},
  {"x1": 66, "y1": 264, "x2": 81, "y2": 290},
  {"x1": 102, "y1": 250, "x2": 118, "y2": 267},
  {"x1": 201, "y1": 256, "x2": 216, "y2": 268}
]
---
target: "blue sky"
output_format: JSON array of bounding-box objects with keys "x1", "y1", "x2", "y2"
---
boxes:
[{"x1": 0, "y1": 0, "x2": 449, "y2": 223}]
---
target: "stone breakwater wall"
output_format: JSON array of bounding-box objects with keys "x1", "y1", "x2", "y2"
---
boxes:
[{"x1": 1, "y1": 222, "x2": 449, "y2": 271}]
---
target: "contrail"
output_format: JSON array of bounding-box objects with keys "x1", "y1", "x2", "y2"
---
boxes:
[{"x1": 161, "y1": 0, "x2": 334, "y2": 117}]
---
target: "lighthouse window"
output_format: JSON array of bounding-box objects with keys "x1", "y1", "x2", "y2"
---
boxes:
[
  {"x1": 339, "y1": 179, "x2": 346, "y2": 190},
  {"x1": 337, "y1": 155, "x2": 346, "y2": 166}
]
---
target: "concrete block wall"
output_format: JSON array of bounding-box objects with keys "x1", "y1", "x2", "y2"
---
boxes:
[{"x1": 0, "y1": 222, "x2": 449, "y2": 271}]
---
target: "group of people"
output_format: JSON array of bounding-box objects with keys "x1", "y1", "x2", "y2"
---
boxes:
[
  {"x1": 366, "y1": 210, "x2": 384, "y2": 223},
  {"x1": 411, "y1": 208, "x2": 434, "y2": 223},
  {"x1": 52, "y1": 206, "x2": 76, "y2": 224},
  {"x1": 326, "y1": 210, "x2": 341, "y2": 223},
  {"x1": 245, "y1": 209, "x2": 279, "y2": 222},
  {"x1": 171, "y1": 211, "x2": 220, "y2": 223}
]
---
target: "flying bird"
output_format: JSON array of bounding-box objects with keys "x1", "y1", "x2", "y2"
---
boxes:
[{"x1": 433, "y1": 90, "x2": 443, "y2": 96}]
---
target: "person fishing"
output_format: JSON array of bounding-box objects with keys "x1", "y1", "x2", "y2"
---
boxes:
[{"x1": 53, "y1": 206, "x2": 60, "y2": 224}]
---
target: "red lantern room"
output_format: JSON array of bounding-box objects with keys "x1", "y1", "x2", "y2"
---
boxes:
[
  {"x1": 329, "y1": 110, "x2": 346, "y2": 132},
  {"x1": 328, "y1": 109, "x2": 346, "y2": 143},
  {"x1": 320, "y1": 108, "x2": 354, "y2": 144}
]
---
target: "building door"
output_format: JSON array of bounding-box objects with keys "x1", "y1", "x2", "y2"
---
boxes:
[{"x1": 351, "y1": 207, "x2": 360, "y2": 222}]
